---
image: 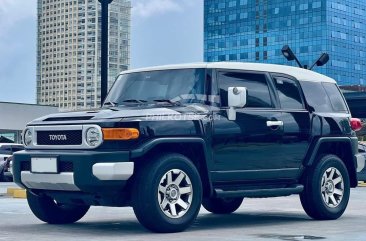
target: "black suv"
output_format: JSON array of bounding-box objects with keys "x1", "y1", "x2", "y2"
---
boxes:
[{"x1": 13, "y1": 63, "x2": 365, "y2": 233}]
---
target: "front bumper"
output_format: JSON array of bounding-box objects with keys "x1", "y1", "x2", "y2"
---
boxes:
[{"x1": 13, "y1": 150, "x2": 133, "y2": 194}]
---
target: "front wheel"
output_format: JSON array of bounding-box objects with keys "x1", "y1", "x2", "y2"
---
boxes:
[
  {"x1": 133, "y1": 153, "x2": 202, "y2": 233},
  {"x1": 203, "y1": 197, "x2": 243, "y2": 214},
  {"x1": 300, "y1": 154, "x2": 350, "y2": 220},
  {"x1": 27, "y1": 191, "x2": 90, "y2": 224}
]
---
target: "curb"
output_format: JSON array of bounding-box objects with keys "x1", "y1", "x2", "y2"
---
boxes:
[
  {"x1": 6, "y1": 188, "x2": 27, "y2": 199},
  {"x1": 13, "y1": 189, "x2": 27, "y2": 198}
]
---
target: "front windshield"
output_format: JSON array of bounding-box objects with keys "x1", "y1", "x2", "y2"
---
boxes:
[{"x1": 104, "y1": 68, "x2": 206, "y2": 106}]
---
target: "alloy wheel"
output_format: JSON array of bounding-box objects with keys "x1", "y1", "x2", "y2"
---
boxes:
[{"x1": 158, "y1": 169, "x2": 193, "y2": 219}]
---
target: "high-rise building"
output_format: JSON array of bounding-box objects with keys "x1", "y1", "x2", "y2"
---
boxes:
[
  {"x1": 204, "y1": 0, "x2": 366, "y2": 86},
  {"x1": 37, "y1": 0, "x2": 131, "y2": 110}
]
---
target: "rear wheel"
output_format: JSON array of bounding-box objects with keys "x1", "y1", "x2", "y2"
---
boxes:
[
  {"x1": 27, "y1": 191, "x2": 90, "y2": 224},
  {"x1": 300, "y1": 154, "x2": 350, "y2": 220},
  {"x1": 133, "y1": 153, "x2": 202, "y2": 233},
  {"x1": 202, "y1": 197, "x2": 243, "y2": 214}
]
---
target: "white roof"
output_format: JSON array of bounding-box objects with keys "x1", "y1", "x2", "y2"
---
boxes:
[{"x1": 121, "y1": 62, "x2": 336, "y2": 83}]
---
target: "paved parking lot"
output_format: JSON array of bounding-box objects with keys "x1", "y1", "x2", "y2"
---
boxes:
[{"x1": 0, "y1": 182, "x2": 365, "y2": 241}]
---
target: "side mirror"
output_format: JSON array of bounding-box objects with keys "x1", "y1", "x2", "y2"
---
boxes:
[{"x1": 227, "y1": 87, "x2": 247, "y2": 121}]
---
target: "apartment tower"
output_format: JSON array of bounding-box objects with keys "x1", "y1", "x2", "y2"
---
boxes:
[{"x1": 37, "y1": 0, "x2": 131, "y2": 110}]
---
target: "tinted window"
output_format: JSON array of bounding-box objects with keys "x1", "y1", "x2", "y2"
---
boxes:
[
  {"x1": 322, "y1": 83, "x2": 348, "y2": 112},
  {"x1": 275, "y1": 77, "x2": 304, "y2": 109},
  {"x1": 218, "y1": 71, "x2": 272, "y2": 108},
  {"x1": 300, "y1": 82, "x2": 332, "y2": 112}
]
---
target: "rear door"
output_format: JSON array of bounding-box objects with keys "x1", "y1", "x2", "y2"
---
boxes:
[{"x1": 271, "y1": 74, "x2": 311, "y2": 172}]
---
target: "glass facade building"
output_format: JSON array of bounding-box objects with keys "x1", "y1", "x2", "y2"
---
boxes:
[{"x1": 204, "y1": 0, "x2": 366, "y2": 86}]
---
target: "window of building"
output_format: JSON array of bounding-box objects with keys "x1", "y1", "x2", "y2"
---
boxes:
[
  {"x1": 240, "y1": 53, "x2": 248, "y2": 59},
  {"x1": 229, "y1": 14, "x2": 237, "y2": 21},
  {"x1": 240, "y1": 0, "x2": 248, "y2": 5},
  {"x1": 299, "y1": 3, "x2": 308, "y2": 10},
  {"x1": 228, "y1": 1, "x2": 236, "y2": 7},
  {"x1": 240, "y1": 39, "x2": 248, "y2": 46},
  {"x1": 313, "y1": 2, "x2": 321, "y2": 8},
  {"x1": 218, "y1": 71, "x2": 273, "y2": 108},
  {"x1": 274, "y1": 77, "x2": 303, "y2": 109},
  {"x1": 218, "y1": 55, "x2": 226, "y2": 61},
  {"x1": 229, "y1": 54, "x2": 237, "y2": 60},
  {"x1": 240, "y1": 12, "x2": 248, "y2": 19}
]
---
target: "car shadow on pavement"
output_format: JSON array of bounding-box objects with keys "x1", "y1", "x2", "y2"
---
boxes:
[
  {"x1": 191, "y1": 212, "x2": 310, "y2": 231},
  {"x1": 4, "y1": 211, "x2": 311, "y2": 236}
]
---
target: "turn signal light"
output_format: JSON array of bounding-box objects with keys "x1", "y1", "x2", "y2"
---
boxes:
[
  {"x1": 350, "y1": 118, "x2": 362, "y2": 132},
  {"x1": 102, "y1": 128, "x2": 140, "y2": 140}
]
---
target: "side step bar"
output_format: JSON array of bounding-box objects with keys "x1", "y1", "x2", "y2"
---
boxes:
[{"x1": 214, "y1": 184, "x2": 304, "y2": 198}]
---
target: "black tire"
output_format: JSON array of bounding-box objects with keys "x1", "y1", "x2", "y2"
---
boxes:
[
  {"x1": 3, "y1": 174, "x2": 13, "y2": 182},
  {"x1": 133, "y1": 153, "x2": 202, "y2": 233},
  {"x1": 27, "y1": 191, "x2": 90, "y2": 224},
  {"x1": 202, "y1": 197, "x2": 243, "y2": 214},
  {"x1": 300, "y1": 154, "x2": 350, "y2": 220},
  {"x1": 0, "y1": 171, "x2": 4, "y2": 182}
]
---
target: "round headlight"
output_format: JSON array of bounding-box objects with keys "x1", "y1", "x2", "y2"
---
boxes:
[
  {"x1": 86, "y1": 127, "x2": 102, "y2": 147},
  {"x1": 23, "y1": 129, "x2": 33, "y2": 146}
]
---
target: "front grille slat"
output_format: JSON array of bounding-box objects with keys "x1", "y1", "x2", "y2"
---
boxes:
[{"x1": 37, "y1": 130, "x2": 82, "y2": 146}]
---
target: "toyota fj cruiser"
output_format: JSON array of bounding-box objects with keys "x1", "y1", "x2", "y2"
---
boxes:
[{"x1": 13, "y1": 62, "x2": 365, "y2": 233}]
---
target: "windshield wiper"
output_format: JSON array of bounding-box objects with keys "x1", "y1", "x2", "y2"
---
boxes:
[
  {"x1": 153, "y1": 99, "x2": 182, "y2": 106},
  {"x1": 122, "y1": 99, "x2": 148, "y2": 104},
  {"x1": 103, "y1": 101, "x2": 118, "y2": 107}
]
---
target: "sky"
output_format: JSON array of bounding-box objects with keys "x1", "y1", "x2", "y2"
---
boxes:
[{"x1": 0, "y1": 0, "x2": 203, "y2": 104}]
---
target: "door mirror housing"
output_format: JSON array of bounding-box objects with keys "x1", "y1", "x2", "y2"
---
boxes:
[{"x1": 227, "y1": 87, "x2": 247, "y2": 121}]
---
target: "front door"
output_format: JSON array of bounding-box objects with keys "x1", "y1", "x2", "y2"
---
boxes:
[{"x1": 212, "y1": 70, "x2": 293, "y2": 183}]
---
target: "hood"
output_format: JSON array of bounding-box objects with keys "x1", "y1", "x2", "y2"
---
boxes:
[{"x1": 29, "y1": 104, "x2": 212, "y2": 125}]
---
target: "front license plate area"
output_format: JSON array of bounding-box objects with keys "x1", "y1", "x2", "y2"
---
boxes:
[{"x1": 31, "y1": 157, "x2": 58, "y2": 174}]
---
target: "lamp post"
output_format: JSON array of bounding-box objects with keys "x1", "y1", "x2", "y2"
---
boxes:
[
  {"x1": 98, "y1": 0, "x2": 113, "y2": 105},
  {"x1": 281, "y1": 45, "x2": 329, "y2": 70}
]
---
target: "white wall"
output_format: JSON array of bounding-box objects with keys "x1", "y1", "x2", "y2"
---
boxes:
[{"x1": 0, "y1": 102, "x2": 58, "y2": 130}]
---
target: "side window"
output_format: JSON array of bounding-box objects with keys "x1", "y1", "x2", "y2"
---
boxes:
[
  {"x1": 274, "y1": 77, "x2": 304, "y2": 109},
  {"x1": 300, "y1": 81, "x2": 333, "y2": 112},
  {"x1": 218, "y1": 71, "x2": 273, "y2": 108},
  {"x1": 322, "y1": 83, "x2": 348, "y2": 113}
]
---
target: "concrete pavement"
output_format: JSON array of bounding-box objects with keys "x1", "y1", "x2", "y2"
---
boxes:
[{"x1": 0, "y1": 183, "x2": 365, "y2": 241}]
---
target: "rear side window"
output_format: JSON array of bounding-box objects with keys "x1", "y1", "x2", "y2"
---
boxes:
[
  {"x1": 300, "y1": 82, "x2": 333, "y2": 112},
  {"x1": 322, "y1": 83, "x2": 348, "y2": 112},
  {"x1": 218, "y1": 71, "x2": 273, "y2": 108},
  {"x1": 300, "y1": 81, "x2": 349, "y2": 113},
  {"x1": 274, "y1": 77, "x2": 304, "y2": 109}
]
